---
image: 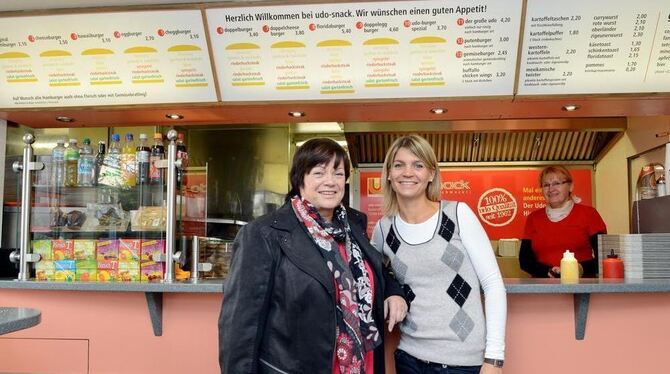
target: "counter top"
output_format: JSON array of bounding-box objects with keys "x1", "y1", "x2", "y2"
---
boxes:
[
  {"x1": 504, "y1": 278, "x2": 670, "y2": 293},
  {"x1": 0, "y1": 307, "x2": 41, "y2": 335},
  {"x1": 0, "y1": 279, "x2": 223, "y2": 293},
  {"x1": 2, "y1": 278, "x2": 670, "y2": 294}
]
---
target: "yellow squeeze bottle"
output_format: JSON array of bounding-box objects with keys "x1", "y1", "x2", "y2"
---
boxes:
[{"x1": 560, "y1": 250, "x2": 579, "y2": 284}]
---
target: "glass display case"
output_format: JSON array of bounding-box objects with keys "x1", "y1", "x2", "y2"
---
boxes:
[{"x1": 11, "y1": 130, "x2": 200, "y2": 283}]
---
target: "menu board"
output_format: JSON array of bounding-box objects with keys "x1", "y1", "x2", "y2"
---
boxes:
[
  {"x1": 359, "y1": 168, "x2": 594, "y2": 240},
  {"x1": 518, "y1": 0, "x2": 670, "y2": 95},
  {"x1": 0, "y1": 11, "x2": 217, "y2": 107},
  {"x1": 207, "y1": 0, "x2": 522, "y2": 101}
]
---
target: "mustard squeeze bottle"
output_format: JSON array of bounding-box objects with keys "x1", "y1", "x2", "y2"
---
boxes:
[{"x1": 560, "y1": 250, "x2": 579, "y2": 284}]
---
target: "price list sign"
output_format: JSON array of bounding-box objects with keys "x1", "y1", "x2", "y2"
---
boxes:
[
  {"x1": 518, "y1": 0, "x2": 670, "y2": 95},
  {"x1": 207, "y1": 0, "x2": 522, "y2": 101},
  {"x1": 0, "y1": 10, "x2": 217, "y2": 107}
]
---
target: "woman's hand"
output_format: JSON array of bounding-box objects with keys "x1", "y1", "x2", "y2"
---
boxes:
[
  {"x1": 480, "y1": 362, "x2": 502, "y2": 374},
  {"x1": 384, "y1": 295, "x2": 407, "y2": 332}
]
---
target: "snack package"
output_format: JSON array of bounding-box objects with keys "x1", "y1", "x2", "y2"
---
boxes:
[
  {"x1": 141, "y1": 261, "x2": 164, "y2": 283},
  {"x1": 133, "y1": 206, "x2": 166, "y2": 231},
  {"x1": 76, "y1": 267, "x2": 97, "y2": 282},
  {"x1": 31, "y1": 240, "x2": 52, "y2": 261},
  {"x1": 119, "y1": 239, "x2": 141, "y2": 262},
  {"x1": 52, "y1": 240, "x2": 74, "y2": 260},
  {"x1": 97, "y1": 239, "x2": 119, "y2": 261},
  {"x1": 141, "y1": 240, "x2": 165, "y2": 262},
  {"x1": 87, "y1": 203, "x2": 128, "y2": 230},
  {"x1": 118, "y1": 262, "x2": 140, "y2": 282},
  {"x1": 97, "y1": 260, "x2": 119, "y2": 282},
  {"x1": 35, "y1": 260, "x2": 55, "y2": 281},
  {"x1": 74, "y1": 240, "x2": 96, "y2": 260},
  {"x1": 54, "y1": 260, "x2": 76, "y2": 282}
]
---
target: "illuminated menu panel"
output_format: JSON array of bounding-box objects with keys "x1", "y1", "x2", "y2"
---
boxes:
[
  {"x1": 0, "y1": 10, "x2": 217, "y2": 108},
  {"x1": 518, "y1": 0, "x2": 670, "y2": 95},
  {"x1": 207, "y1": 0, "x2": 522, "y2": 101}
]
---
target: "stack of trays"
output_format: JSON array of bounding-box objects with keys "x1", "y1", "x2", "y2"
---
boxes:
[{"x1": 599, "y1": 234, "x2": 670, "y2": 279}]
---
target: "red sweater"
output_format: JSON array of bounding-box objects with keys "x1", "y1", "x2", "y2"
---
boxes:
[{"x1": 523, "y1": 204, "x2": 607, "y2": 267}]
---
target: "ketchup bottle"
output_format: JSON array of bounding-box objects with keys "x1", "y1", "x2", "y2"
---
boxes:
[{"x1": 603, "y1": 249, "x2": 624, "y2": 278}]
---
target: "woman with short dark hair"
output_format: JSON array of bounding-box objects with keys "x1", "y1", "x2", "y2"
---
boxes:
[{"x1": 219, "y1": 138, "x2": 407, "y2": 374}]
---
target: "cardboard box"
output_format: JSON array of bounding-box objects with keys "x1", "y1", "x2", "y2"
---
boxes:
[
  {"x1": 31, "y1": 240, "x2": 52, "y2": 260},
  {"x1": 141, "y1": 261, "x2": 164, "y2": 282},
  {"x1": 117, "y1": 262, "x2": 140, "y2": 282},
  {"x1": 52, "y1": 240, "x2": 74, "y2": 260},
  {"x1": 76, "y1": 267, "x2": 97, "y2": 282},
  {"x1": 118, "y1": 239, "x2": 141, "y2": 262},
  {"x1": 97, "y1": 239, "x2": 119, "y2": 261},
  {"x1": 498, "y1": 239, "x2": 521, "y2": 257},
  {"x1": 54, "y1": 260, "x2": 75, "y2": 282},
  {"x1": 141, "y1": 240, "x2": 165, "y2": 263},
  {"x1": 35, "y1": 260, "x2": 54, "y2": 281},
  {"x1": 74, "y1": 240, "x2": 96, "y2": 260}
]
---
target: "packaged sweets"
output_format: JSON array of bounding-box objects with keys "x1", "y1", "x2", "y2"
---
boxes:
[
  {"x1": 32, "y1": 240, "x2": 52, "y2": 261},
  {"x1": 76, "y1": 267, "x2": 97, "y2": 282},
  {"x1": 74, "y1": 240, "x2": 96, "y2": 260},
  {"x1": 97, "y1": 260, "x2": 119, "y2": 282},
  {"x1": 96, "y1": 239, "x2": 119, "y2": 261},
  {"x1": 118, "y1": 262, "x2": 140, "y2": 282},
  {"x1": 54, "y1": 260, "x2": 75, "y2": 282},
  {"x1": 141, "y1": 262, "x2": 164, "y2": 282},
  {"x1": 119, "y1": 239, "x2": 141, "y2": 262},
  {"x1": 141, "y1": 240, "x2": 165, "y2": 262},
  {"x1": 52, "y1": 240, "x2": 74, "y2": 260},
  {"x1": 35, "y1": 260, "x2": 55, "y2": 281}
]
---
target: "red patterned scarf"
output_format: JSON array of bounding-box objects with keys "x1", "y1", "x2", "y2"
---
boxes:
[{"x1": 291, "y1": 196, "x2": 380, "y2": 374}]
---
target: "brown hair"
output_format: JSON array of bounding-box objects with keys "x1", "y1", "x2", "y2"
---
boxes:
[
  {"x1": 286, "y1": 138, "x2": 350, "y2": 202},
  {"x1": 381, "y1": 135, "x2": 441, "y2": 215},
  {"x1": 539, "y1": 165, "x2": 573, "y2": 186}
]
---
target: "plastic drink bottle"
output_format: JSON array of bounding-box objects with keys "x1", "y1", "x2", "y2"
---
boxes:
[
  {"x1": 64, "y1": 139, "x2": 80, "y2": 187},
  {"x1": 150, "y1": 133, "x2": 165, "y2": 206},
  {"x1": 176, "y1": 133, "x2": 188, "y2": 189},
  {"x1": 51, "y1": 139, "x2": 66, "y2": 187},
  {"x1": 77, "y1": 138, "x2": 94, "y2": 186},
  {"x1": 560, "y1": 250, "x2": 579, "y2": 284},
  {"x1": 92, "y1": 141, "x2": 106, "y2": 186},
  {"x1": 136, "y1": 134, "x2": 151, "y2": 206},
  {"x1": 121, "y1": 133, "x2": 137, "y2": 187}
]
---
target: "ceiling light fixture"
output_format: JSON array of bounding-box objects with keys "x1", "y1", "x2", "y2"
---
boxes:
[
  {"x1": 288, "y1": 111, "x2": 305, "y2": 118},
  {"x1": 562, "y1": 104, "x2": 580, "y2": 112},
  {"x1": 165, "y1": 113, "x2": 184, "y2": 120},
  {"x1": 55, "y1": 116, "x2": 74, "y2": 123},
  {"x1": 430, "y1": 108, "x2": 447, "y2": 114}
]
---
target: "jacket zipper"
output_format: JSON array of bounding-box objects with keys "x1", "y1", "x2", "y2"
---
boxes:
[{"x1": 259, "y1": 358, "x2": 290, "y2": 374}]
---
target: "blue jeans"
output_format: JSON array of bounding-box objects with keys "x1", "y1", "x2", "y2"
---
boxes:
[{"x1": 395, "y1": 349, "x2": 482, "y2": 374}]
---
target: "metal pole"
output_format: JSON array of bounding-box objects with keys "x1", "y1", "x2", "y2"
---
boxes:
[
  {"x1": 190, "y1": 235, "x2": 199, "y2": 283},
  {"x1": 17, "y1": 134, "x2": 35, "y2": 281},
  {"x1": 164, "y1": 130, "x2": 178, "y2": 282}
]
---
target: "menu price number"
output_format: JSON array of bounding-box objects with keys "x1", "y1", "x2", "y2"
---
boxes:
[
  {"x1": 499, "y1": 36, "x2": 510, "y2": 42},
  {"x1": 632, "y1": 13, "x2": 647, "y2": 38},
  {"x1": 17, "y1": 41, "x2": 27, "y2": 47},
  {"x1": 625, "y1": 61, "x2": 637, "y2": 72},
  {"x1": 570, "y1": 15, "x2": 582, "y2": 21},
  {"x1": 497, "y1": 50, "x2": 507, "y2": 56},
  {"x1": 562, "y1": 71, "x2": 573, "y2": 77},
  {"x1": 101, "y1": 37, "x2": 112, "y2": 43},
  {"x1": 341, "y1": 28, "x2": 351, "y2": 34},
  {"x1": 495, "y1": 71, "x2": 506, "y2": 77},
  {"x1": 58, "y1": 39, "x2": 68, "y2": 45},
  {"x1": 189, "y1": 33, "x2": 200, "y2": 40},
  {"x1": 249, "y1": 31, "x2": 258, "y2": 37},
  {"x1": 145, "y1": 35, "x2": 155, "y2": 41},
  {"x1": 565, "y1": 48, "x2": 576, "y2": 55},
  {"x1": 388, "y1": 26, "x2": 399, "y2": 32},
  {"x1": 437, "y1": 24, "x2": 447, "y2": 31},
  {"x1": 499, "y1": 17, "x2": 511, "y2": 23},
  {"x1": 569, "y1": 29, "x2": 580, "y2": 36}
]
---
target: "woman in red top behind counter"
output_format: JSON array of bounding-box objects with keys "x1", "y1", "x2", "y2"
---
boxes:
[{"x1": 520, "y1": 165, "x2": 607, "y2": 278}]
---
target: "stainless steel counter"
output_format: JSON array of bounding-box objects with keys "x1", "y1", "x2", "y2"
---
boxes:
[{"x1": 0, "y1": 307, "x2": 41, "y2": 335}]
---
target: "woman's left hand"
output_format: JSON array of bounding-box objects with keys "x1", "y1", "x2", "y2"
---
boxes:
[
  {"x1": 384, "y1": 295, "x2": 407, "y2": 332},
  {"x1": 480, "y1": 362, "x2": 502, "y2": 374}
]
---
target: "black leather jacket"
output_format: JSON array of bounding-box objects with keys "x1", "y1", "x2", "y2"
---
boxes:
[{"x1": 219, "y1": 202, "x2": 404, "y2": 374}]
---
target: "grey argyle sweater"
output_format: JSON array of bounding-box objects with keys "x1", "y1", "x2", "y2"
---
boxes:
[{"x1": 372, "y1": 201, "x2": 485, "y2": 366}]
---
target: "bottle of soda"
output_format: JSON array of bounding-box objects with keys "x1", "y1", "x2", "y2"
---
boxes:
[
  {"x1": 51, "y1": 139, "x2": 66, "y2": 187},
  {"x1": 176, "y1": 133, "x2": 188, "y2": 189},
  {"x1": 121, "y1": 133, "x2": 137, "y2": 187},
  {"x1": 136, "y1": 134, "x2": 151, "y2": 185},
  {"x1": 150, "y1": 133, "x2": 165, "y2": 206},
  {"x1": 77, "y1": 138, "x2": 94, "y2": 187},
  {"x1": 92, "y1": 141, "x2": 106, "y2": 186},
  {"x1": 64, "y1": 139, "x2": 80, "y2": 187}
]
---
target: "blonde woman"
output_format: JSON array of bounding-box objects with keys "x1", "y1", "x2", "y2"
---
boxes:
[{"x1": 371, "y1": 135, "x2": 507, "y2": 374}]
